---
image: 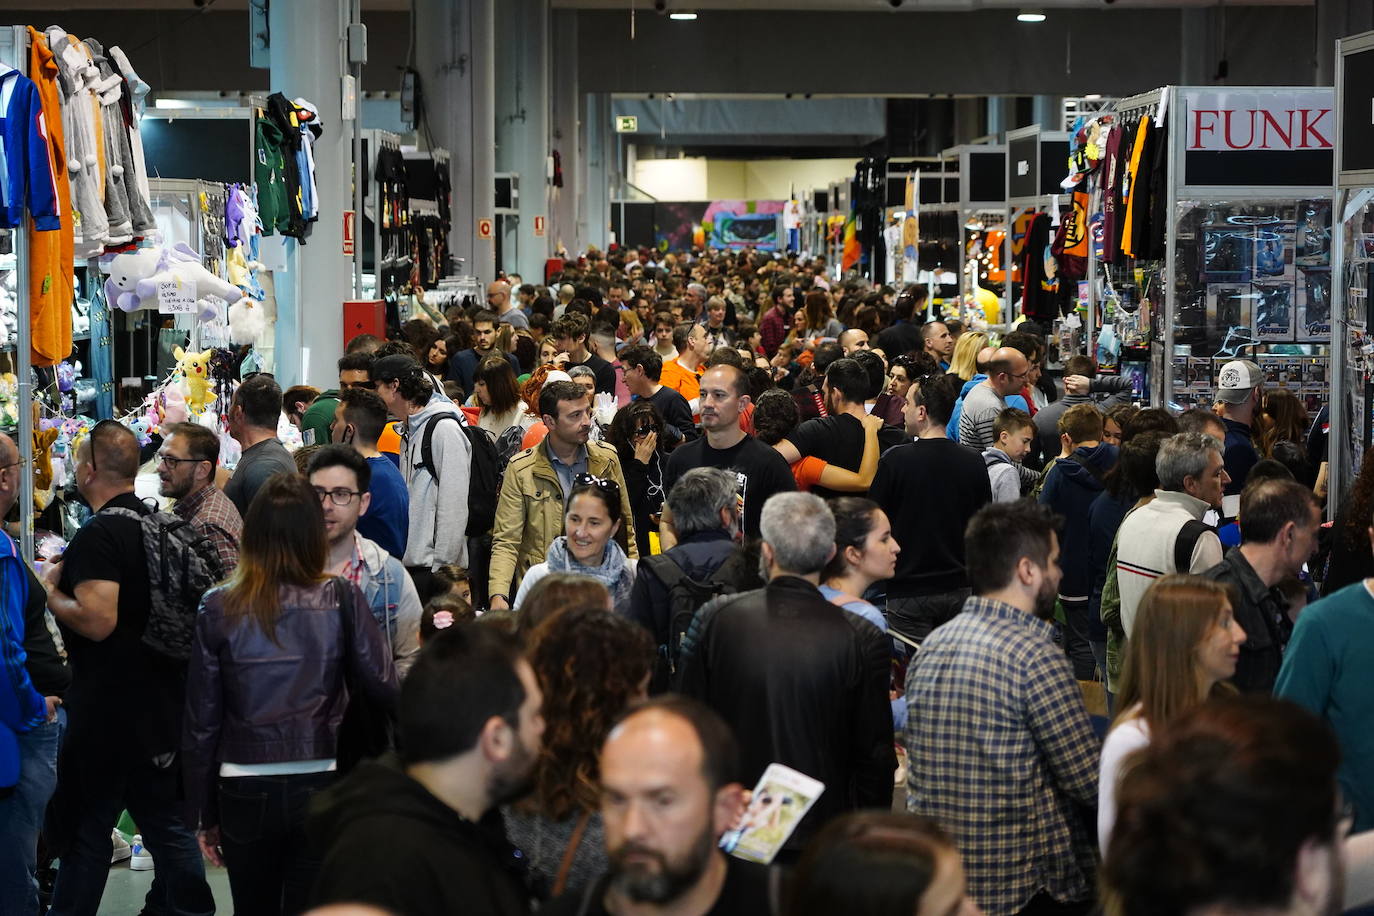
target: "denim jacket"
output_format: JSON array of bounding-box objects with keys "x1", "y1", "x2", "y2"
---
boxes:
[{"x1": 354, "y1": 534, "x2": 422, "y2": 677}]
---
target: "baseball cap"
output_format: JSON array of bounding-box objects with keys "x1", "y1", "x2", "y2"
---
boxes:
[
  {"x1": 1215, "y1": 359, "x2": 1263, "y2": 403},
  {"x1": 370, "y1": 354, "x2": 421, "y2": 383}
]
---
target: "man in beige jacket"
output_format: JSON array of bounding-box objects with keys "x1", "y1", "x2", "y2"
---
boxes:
[{"x1": 488, "y1": 380, "x2": 636, "y2": 609}]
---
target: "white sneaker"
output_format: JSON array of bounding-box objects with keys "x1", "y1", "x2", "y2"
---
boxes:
[
  {"x1": 129, "y1": 834, "x2": 154, "y2": 871},
  {"x1": 110, "y1": 830, "x2": 131, "y2": 865}
]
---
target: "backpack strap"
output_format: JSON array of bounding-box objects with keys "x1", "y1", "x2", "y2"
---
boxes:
[
  {"x1": 1068, "y1": 452, "x2": 1106, "y2": 485},
  {"x1": 416, "y1": 412, "x2": 461, "y2": 483},
  {"x1": 1174, "y1": 519, "x2": 1213, "y2": 573},
  {"x1": 642, "y1": 552, "x2": 688, "y2": 590}
]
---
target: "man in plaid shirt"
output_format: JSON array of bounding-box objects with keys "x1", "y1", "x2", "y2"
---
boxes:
[
  {"x1": 904, "y1": 500, "x2": 1100, "y2": 916},
  {"x1": 158, "y1": 423, "x2": 242, "y2": 576}
]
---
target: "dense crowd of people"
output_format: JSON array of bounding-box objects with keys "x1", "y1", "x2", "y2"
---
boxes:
[{"x1": 1, "y1": 245, "x2": 1371, "y2": 916}]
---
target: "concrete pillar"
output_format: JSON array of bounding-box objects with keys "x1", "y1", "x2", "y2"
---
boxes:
[
  {"x1": 269, "y1": 0, "x2": 348, "y2": 389},
  {"x1": 1031, "y1": 95, "x2": 1062, "y2": 131},
  {"x1": 550, "y1": 9, "x2": 580, "y2": 260},
  {"x1": 1179, "y1": 8, "x2": 1214, "y2": 85},
  {"x1": 584, "y1": 92, "x2": 612, "y2": 251},
  {"x1": 495, "y1": 0, "x2": 552, "y2": 282},
  {"x1": 1316, "y1": 0, "x2": 1374, "y2": 84},
  {"x1": 415, "y1": 0, "x2": 496, "y2": 284},
  {"x1": 986, "y1": 97, "x2": 1016, "y2": 139}
]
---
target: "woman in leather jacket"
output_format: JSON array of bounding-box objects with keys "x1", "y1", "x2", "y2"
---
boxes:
[{"x1": 183, "y1": 472, "x2": 400, "y2": 916}]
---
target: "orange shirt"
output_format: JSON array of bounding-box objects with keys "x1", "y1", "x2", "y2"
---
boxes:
[
  {"x1": 791, "y1": 456, "x2": 827, "y2": 491},
  {"x1": 377, "y1": 420, "x2": 402, "y2": 458},
  {"x1": 659, "y1": 360, "x2": 701, "y2": 413}
]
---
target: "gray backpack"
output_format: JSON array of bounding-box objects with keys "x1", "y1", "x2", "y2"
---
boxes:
[{"x1": 100, "y1": 505, "x2": 226, "y2": 662}]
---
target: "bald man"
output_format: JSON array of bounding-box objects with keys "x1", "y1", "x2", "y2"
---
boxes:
[
  {"x1": 543, "y1": 697, "x2": 769, "y2": 916},
  {"x1": 44, "y1": 422, "x2": 214, "y2": 913},
  {"x1": 957, "y1": 346, "x2": 1030, "y2": 450},
  {"x1": 487, "y1": 279, "x2": 529, "y2": 330},
  {"x1": 838, "y1": 328, "x2": 870, "y2": 355},
  {"x1": 0, "y1": 433, "x2": 68, "y2": 913},
  {"x1": 920, "y1": 321, "x2": 955, "y2": 369}
]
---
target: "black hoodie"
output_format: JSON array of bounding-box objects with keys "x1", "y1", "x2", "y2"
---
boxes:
[{"x1": 309, "y1": 756, "x2": 532, "y2": 916}]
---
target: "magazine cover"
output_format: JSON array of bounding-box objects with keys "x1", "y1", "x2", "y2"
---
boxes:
[{"x1": 720, "y1": 764, "x2": 825, "y2": 865}]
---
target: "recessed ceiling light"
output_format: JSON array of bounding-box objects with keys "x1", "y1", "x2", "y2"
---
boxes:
[
  {"x1": 669, "y1": 11, "x2": 698, "y2": 19},
  {"x1": 1017, "y1": 10, "x2": 1046, "y2": 21}
]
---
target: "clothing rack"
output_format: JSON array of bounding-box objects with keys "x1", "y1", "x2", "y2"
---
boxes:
[{"x1": 0, "y1": 25, "x2": 35, "y2": 562}]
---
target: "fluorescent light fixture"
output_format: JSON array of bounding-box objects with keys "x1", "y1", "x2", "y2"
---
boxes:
[
  {"x1": 1084, "y1": 93, "x2": 1102, "y2": 100},
  {"x1": 1017, "y1": 10, "x2": 1046, "y2": 21},
  {"x1": 669, "y1": 11, "x2": 698, "y2": 20}
]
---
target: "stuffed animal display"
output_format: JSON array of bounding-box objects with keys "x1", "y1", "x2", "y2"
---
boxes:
[
  {"x1": 104, "y1": 243, "x2": 244, "y2": 319},
  {"x1": 173, "y1": 346, "x2": 217, "y2": 414}
]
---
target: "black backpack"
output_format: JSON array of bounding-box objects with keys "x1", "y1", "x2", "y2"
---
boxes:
[
  {"x1": 100, "y1": 505, "x2": 226, "y2": 662},
  {"x1": 642, "y1": 552, "x2": 739, "y2": 681},
  {"x1": 414, "y1": 412, "x2": 499, "y2": 537}
]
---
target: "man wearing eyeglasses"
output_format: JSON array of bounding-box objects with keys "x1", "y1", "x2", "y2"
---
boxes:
[
  {"x1": 487, "y1": 279, "x2": 529, "y2": 330},
  {"x1": 157, "y1": 423, "x2": 241, "y2": 575},
  {"x1": 956, "y1": 347, "x2": 1030, "y2": 451},
  {"x1": 308, "y1": 446, "x2": 421, "y2": 675}
]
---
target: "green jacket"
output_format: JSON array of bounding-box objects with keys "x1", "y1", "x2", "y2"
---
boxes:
[{"x1": 300, "y1": 391, "x2": 340, "y2": 446}]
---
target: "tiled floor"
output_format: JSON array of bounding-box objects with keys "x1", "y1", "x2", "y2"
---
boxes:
[{"x1": 94, "y1": 861, "x2": 233, "y2": 915}]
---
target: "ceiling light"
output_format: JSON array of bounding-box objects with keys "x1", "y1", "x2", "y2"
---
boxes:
[
  {"x1": 1017, "y1": 10, "x2": 1046, "y2": 21},
  {"x1": 1084, "y1": 93, "x2": 1102, "y2": 100},
  {"x1": 669, "y1": 11, "x2": 697, "y2": 19}
]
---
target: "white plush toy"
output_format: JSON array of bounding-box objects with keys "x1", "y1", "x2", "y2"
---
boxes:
[
  {"x1": 102, "y1": 247, "x2": 163, "y2": 312},
  {"x1": 136, "y1": 243, "x2": 243, "y2": 321},
  {"x1": 227, "y1": 298, "x2": 268, "y2": 345}
]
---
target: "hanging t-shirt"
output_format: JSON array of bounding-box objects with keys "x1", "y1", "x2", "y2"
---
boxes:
[
  {"x1": 1120, "y1": 116, "x2": 1152, "y2": 260},
  {"x1": 1099, "y1": 123, "x2": 1124, "y2": 263}
]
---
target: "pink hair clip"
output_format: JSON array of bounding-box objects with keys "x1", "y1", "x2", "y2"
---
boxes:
[{"x1": 431, "y1": 611, "x2": 455, "y2": 630}]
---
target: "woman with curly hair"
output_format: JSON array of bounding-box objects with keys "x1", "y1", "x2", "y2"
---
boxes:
[{"x1": 503, "y1": 606, "x2": 653, "y2": 901}]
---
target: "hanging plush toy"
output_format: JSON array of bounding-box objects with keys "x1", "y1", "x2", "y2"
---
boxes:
[
  {"x1": 102, "y1": 247, "x2": 163, "y2": 312},
  {"x1": 136, "y1": 243, "x2": 245, "y2": 321},
  {"x1": 227, "y1": 299, "x2": 268, "y2": 345},
  {"x1": 162, "y1": 384, "x2": 190, "y2": 425},
  {"x1": 174, "y1": 347, "x2": 217, "y2": 414}
]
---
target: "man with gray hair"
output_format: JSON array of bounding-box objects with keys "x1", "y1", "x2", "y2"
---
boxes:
[
  {"x1": 1114, "y1": 431, "x2": 1228, "y2": 638},
  {"x1": 627, "y1": 468, "x2": 741, "y2": 690},
  {"x1": 678, "y1": 492, "x2": 894, "y2": 854}
]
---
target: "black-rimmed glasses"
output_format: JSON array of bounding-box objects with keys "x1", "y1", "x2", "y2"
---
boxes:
[{"x1": 313, "y1": 486, "x2": 364, "y2": 506}]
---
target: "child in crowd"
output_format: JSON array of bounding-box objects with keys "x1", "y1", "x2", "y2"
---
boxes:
[
  {"x1": 983, "y1": 408, "x2": 1035, "y2": 503},
  {"x1": 419, "y1": 595, "x2": 476, "y2": 644},
  {"x1": 432, "y1": 564, "x2": 473, "y2": 606}
]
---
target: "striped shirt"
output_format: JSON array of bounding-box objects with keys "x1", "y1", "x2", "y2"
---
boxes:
[
  {"x1": 957, "y1": 382, "x2": 1006, "y2": 450},
  {"x1": 904, "y1": 596, "x2": 1100, "y2": 916}
]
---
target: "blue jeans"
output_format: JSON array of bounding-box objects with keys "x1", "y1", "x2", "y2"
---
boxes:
[
  {"x1": 0, "y1": 707, "x2": 65, "y2": 914},
  {"x1": 47, "y1": 746, "x2": 213, "y2": 916}
]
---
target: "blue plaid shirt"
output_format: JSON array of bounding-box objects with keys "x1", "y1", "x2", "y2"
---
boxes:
[{"x1": 904, "y1": 596, "x2": 1100, "y2": 916}]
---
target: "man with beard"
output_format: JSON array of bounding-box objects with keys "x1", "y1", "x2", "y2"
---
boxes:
[
  {"x1": 543, "y1": 696, "x2": 770, "y2": 915},
  {"x1": 157, "y1": 422, "x2": 242, "y2": 574},
  {"x1": 1102, "y1": 696, "x2": 1353, "y2": 916},
  {"x1": 309, "y1": 623, "x2": 545, "y2": 916},
  {"x1": 903, "y1": 500, "x2": 1100, "y2": 916}
]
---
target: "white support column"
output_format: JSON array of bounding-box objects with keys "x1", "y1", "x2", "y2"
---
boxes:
[
  {"x1": 415, "y1": 0, "x2": 496, "y2": 284},
  {"x1": 550, "y1": 8, "x2": 580, "y2": 261},
  {"x1": 269, "y1": 0, "x2": 349, "y2": 388},
  {"x1": 495, "y1": 0, "x2": 551, "y2": 282}
]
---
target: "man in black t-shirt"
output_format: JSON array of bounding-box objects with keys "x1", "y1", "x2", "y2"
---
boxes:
[
  {"x1": 870, "y1": 375, "x2": 992, "y2": 644},
  {"x1": 621, "y1": 344, "x2": 698, "y2": 446},
  {"x1": 773, "y1": 358, "x2": 907, "y2": 499},
  {"x1": 661, "y1": 365, "x2": 794, "y2": 549},
  {"x1": 543, "y1": 697, "x2": 772, "y2": 916},
  {"x1": 43, "y1": 422, "x2": 213, "y2": 915}
]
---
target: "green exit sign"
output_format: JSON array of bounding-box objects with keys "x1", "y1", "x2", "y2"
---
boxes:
[{"x1": 615, "y1": 115, "x2": 638, "y2": 133}]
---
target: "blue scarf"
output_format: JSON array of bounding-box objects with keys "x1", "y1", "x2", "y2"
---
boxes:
[{"x1": 544, "y1": 536, "x2": 634, "y2": 613}]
